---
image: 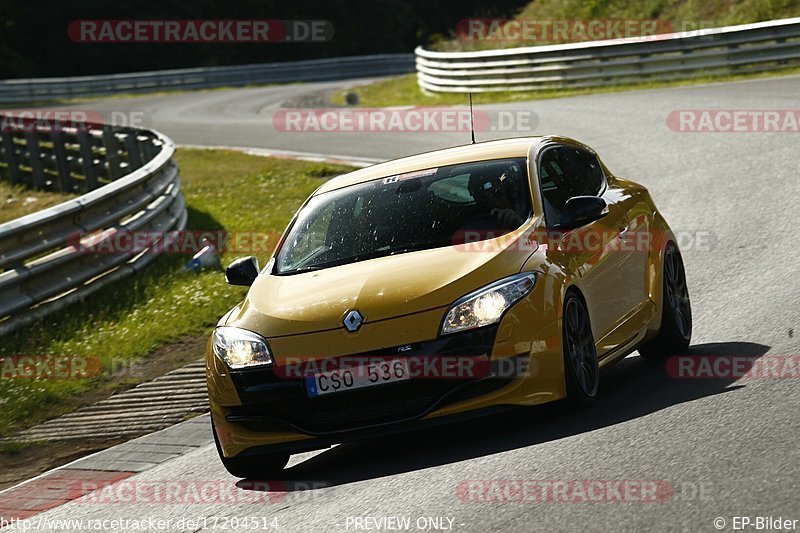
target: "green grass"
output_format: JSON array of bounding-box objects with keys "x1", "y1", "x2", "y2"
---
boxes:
[
  {"x1": 0, "y1": 149, "x2": 353, "y2": 437},
  {"x1": 0, "y1": 440, "x2": 45, "y2": 454},
  {"x1": 330, "y1": 0, "x2": 800, "y2": 107},
  {"x1": 431, "y1": 0, "x2": 800, "y2": 51},
  {"x1": 332, "y1": 66, "x2": 800, "y2": 108},
  {"x1": 0, "y1": 181, "x2": 77, "y2": 224}
]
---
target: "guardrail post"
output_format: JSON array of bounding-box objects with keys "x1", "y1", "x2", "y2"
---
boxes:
[
  {"x1": 124, "y1": 132, "x2": 143, "y2": 170},
  {"x1": 727, "y1": 41, "x2": 740, "y2": 73},
  {"x1": 50, "y1": 130, "x2": 73, "y2": 192},
  {"x1": 102, "y1": 125, "x2": 124, "y2": 180},
  {"x1": 142, "y1": 137, "x2": 160, "y2": 162},
  {"x1": 776, "y1": 37, "x2": 788, "y2": 65},
  {"x1": 77, "y1": 129, "x2": 98, "y2": 191},
  {"x1": 1, "y1": 131, "x2": 21, "y2": 184},
  {"x1": 24, "y1": 130, "x2": 46, "y2": 188}
]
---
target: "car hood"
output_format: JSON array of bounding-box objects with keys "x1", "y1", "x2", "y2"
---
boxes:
[{"x1": 226, "y1": 227, "x2": 538, "y2": 338}]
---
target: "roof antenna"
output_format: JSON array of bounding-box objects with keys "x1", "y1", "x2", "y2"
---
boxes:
[{"x1": 469, "y1": 92, "x2": 476, "y2": 144}]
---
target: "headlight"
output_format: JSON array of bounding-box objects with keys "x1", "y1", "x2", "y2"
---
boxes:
[
  {"x1": 212, "y1": 327, "x2": 274, "y2": 369},
  {"x1": 441, "y1": 273, "x2": 537, "y2": 335}
]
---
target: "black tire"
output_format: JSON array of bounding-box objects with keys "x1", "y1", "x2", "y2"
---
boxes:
[
  {"x1": 212, "y1": 418, "x2": 289, "y2": 479},
  {"x1": 638, "y1": 242, "x2": 692, "y2": 359},
  {"x1": 562, "y1": 291, "x2": 600, "y2": 407}
]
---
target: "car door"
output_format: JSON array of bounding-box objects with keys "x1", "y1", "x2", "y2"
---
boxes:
[
  {"x1": 601, "y1": 173, "x2": 657, "y2": 340},
  {"x1": 537, "y1": 145, "x2": 632, "y2": 356},
  {"x1": 571, "y1": 147, "x2": 657, "y2": 352}
]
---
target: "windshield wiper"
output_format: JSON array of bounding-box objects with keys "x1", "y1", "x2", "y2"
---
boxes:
[{"x1": 288, "y1": 265, "x2": 327, "y2": 273}]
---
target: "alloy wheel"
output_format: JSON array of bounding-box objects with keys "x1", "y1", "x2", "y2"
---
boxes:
[{"x1": 565, "y1": 297, "x2": 599, "y2": 396}]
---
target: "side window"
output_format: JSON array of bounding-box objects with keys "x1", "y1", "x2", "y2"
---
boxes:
[
  {"x1": 283, "y1": 201, "x2": 334, "y2": 264},
  {"x1": 568, "y1": 147, "x2": 605, "y2": 196},
  {"x1": 538, "y1": 146, "x2": 605, "y2": 226},
  {"x1": 538, "y1": 147, "x2": 576, "y2": 226}
]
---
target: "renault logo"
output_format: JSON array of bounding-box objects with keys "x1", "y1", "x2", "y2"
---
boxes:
[{"x1": 343, "y1": 310, "x2": 363, "y2": 332}]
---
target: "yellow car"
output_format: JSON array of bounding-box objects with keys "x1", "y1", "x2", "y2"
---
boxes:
[{"x1": 206, "y1": 136, "x2": 691, "y2": 478}]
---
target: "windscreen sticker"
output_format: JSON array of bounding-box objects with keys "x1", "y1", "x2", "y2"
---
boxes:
[{"x1": 382, "y1": 167, "x2": 438, "y2": 184}]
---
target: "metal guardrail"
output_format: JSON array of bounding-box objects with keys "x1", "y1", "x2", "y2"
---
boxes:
[
  {"x1": 415, "y1": 17, "x2": 800, "y2": 92},
  {"x1": 0, "y1": 54, "x2": 415, "y2": 103},
  {"x1": 0, "y1": 115, "x2": 186, "y2": 336}
]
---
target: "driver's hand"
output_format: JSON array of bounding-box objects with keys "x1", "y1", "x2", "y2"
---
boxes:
[{"x1": 491, "y1": 208, "x2": 522, "y2": 227}]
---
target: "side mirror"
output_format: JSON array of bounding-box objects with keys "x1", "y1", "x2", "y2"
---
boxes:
[
  {"x1": 557, "y1": 196, "x2": 608, "y2": 230},
  {"x1": 225, "y1": 256, "x2": 260, "y2": 286}
]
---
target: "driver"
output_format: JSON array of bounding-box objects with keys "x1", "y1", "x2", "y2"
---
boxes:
[{"x1": 468, "y1": 169, "x2": 523, "y2": 228}]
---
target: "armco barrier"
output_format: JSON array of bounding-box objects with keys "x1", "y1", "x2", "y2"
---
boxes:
[
  {"x1": 0, "y1": 54, "x2": 415, "y2": 103},
  {"x1": 415, "y1": 17, "x2": 800, "y2": 92},
  {"x1": 0, "y1": 114, "x2": 186, "y2": 336}
]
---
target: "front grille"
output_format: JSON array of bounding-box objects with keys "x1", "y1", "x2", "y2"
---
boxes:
[{"x1": 226, "y1": 325, "x2": 510, "y2": 434}]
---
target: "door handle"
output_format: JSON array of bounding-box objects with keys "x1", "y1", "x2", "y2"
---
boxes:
[{"x1": 618, "y1": 227, "x2": 629, "y2": 239}]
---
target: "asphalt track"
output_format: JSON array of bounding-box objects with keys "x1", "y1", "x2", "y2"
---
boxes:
[{"x1": 11, "y1": 75, "x2": 800, "y2": 532}]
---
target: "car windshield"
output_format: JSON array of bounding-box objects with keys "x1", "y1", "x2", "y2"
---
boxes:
[{"x1": 274, "y1": 158, "x2": 531, "y2": 274}]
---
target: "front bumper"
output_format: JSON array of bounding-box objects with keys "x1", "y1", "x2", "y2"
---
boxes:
[
  {"x1": 226, "y1": 325, "x2": 512, "y2": 434},
  {"x1": 208, "y1": 312, "x2": 567, "y2": 458}
]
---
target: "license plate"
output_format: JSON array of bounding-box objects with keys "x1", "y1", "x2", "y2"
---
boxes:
[{"x1": 305, "y1": 358, "x2": 411, "y2": 397}]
